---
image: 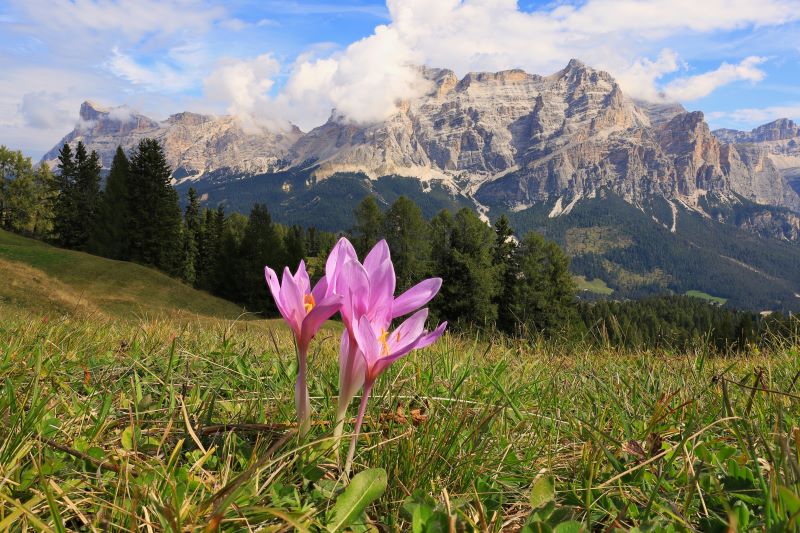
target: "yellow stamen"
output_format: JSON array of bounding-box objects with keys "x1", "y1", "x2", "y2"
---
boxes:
[
  {"x1": 303, "y1": 293, "x2": 315, "y2": 314},
  {"x1": 379, "y1": 328, "x2": 390, "y2": 357}
]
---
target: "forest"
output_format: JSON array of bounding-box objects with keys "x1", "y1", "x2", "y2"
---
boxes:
[{"x1": 1, "y1": 140, "x2": 796, "y2": 350}]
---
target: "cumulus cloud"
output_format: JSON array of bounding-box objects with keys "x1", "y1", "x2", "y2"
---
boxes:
[
  {"x1": 663, "y1": 56, "x2": 767, "y2": 101},
  {"x1": 211, "y1": 0, "x2": 799, "y2": 130},
  {"x1": 708, "y1": 104, "x2": 800, "y2": 125},
  {"x1": 204, "y1": 54, "x2": 285, "y2": 132},
  {"x1": 19, "y1": 92, "x2": 73, "y2": 129}
]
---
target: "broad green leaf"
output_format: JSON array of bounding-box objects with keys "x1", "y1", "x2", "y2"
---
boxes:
[
  {"x1": 530, "y1": 476, "x2": 555, "y2": 509},
  {"x1": 327, "y1": 468, "x2": 387, "y2": 532},
  {"x1": 553, "y1": 521, "x2": 583, "y2": 533}
]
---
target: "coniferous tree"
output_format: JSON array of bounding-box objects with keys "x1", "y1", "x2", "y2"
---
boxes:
[
  {"x1": 382, "y1": 196, "x2": 430, "y2": 291},
  {"x1": 352, "y1": 196, "x2": 383, "y2": 257},
  {"x1": 72, "y1": 142, "x2": 102, "y2": 250},
  {"x1": 493, "y1": 215, "x2": 519, "y2": 333},
  {"x1": 284, "y1": 225, "x2": 306, "y2": 268},
  {"x1": 127, "y1": 138, "x2": 182, "y2": 274},
  {"x1": 510, "y1": 232, "x2": 577, "y2": 337},
  {"x1": 181, "y1": 188, "x2": 201, "y2": 284},
  {"x1": 234, "y1": 204, "x2": 286, "y2": 312},
  {"x1": 53, "y1": 143, "x2": 78, "y2": 247},
  {"x1": 430, "y1": 208, "x2": 499, "y2": 327},
  {"x1": 92, "y1": 146, "x2": 130, "y2": 258}
]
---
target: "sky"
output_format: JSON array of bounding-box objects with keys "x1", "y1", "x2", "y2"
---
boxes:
[{"x1": 1, "y1": 0, "x2": 800, "y2": 159}]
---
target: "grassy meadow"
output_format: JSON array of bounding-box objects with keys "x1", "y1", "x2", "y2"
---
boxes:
[{"x1": 2, "y1": 299, "x2": 800, "y2": 531}]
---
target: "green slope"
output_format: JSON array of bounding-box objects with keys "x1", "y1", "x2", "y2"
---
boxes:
[
  {"x1": 0, "y1": 229, "x2": 246, "y2": 319},
  {"x1": 505, "y1": 193, "x2": 800, "y2": 312}
]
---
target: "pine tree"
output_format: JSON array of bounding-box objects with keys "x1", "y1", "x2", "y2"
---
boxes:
[
  {"x1": 382, "y1": 196, "x2": 430, "y2": 291},
  {"x1": 492, "y1": 215, "x2": 519, "y2": 333},
  {"x1": 91, "y1": 146, "x2": 130, "y2": 258},
  {"x1": 429, "y1": 208, "x2": 499, "y2": 327},
  {"x1": 236, "y1": 204, "x2": 286, "y2": 312},
  {"x1": 53, "y1": 143, "x2": 78, "y2": 247},
  {"x1": 352, "y1": 196, "x2": 383, "y2": 257},
  {"x1": 510, "y1": 232, "x2": 577, "y2": 337},
  {"x1": 127, "y1": 138, "x2": 182, "y2": 274},
  {"x1": 181, "y1": 188, "x2": 201, "y2": 283},
  {"x1": 284, "y1": 224, "x2": 306, "y2": 268},
  {"x1": 73, "y1": 143, "x2": 102, "y2": 250}
]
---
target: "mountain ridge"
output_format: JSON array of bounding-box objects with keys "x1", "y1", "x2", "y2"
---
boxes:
[{"x1": 42, "y1": 60, "x2": 800, "y2": 232}]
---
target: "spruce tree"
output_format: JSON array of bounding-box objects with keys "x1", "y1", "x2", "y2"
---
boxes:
[
  {"x1": 429, "y1": 208, "x2": 499, "y2": 327},
  {"x1": 92, "y1": 146, "x2": 130, "y2": 258},
  {"x1": 493, "y1": 215, "x2": 519, "y2": 333},
  {"x1": 127, "y1": 138, "x2": 182, "y2": 274},
  {"x1": 73, "y1": 143, "x2": 102, "y2": 250},
  {"x1": 510, "y1": 232, "x2": 577, "y2": 337},
  {"x1": 382, "y1": 196, "x2": 431, "y2": 291},
  {"x1": 236, "y1": 204, "x2": 286, "y2": 312},
  {"x1": 53, "y1": 143, "x2": 78, "y2": 247},
  {"x1": 181, "y1": 188, "x2": 201, "y2": 283},
  {"x1": 352, "y1": 195, "x2": 383, "y2": 257}
]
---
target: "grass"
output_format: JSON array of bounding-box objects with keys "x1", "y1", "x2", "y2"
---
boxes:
[
  {"x1": 686, "y1": 290, "x2": 729, "y2": 306},
  {"x1": 2, "y1": 302, "x2": 800, "y2": 531},
  {"x1": 574, "y1": 275, "x2": 614, "y2": 295},
  {"x1": 0, "y1": 229, "x2": 245, "y2": 319}
]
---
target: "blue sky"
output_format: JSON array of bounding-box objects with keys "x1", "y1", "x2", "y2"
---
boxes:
[{"x1": 1, "y1": 0, "x2": 799, "y2": 159}]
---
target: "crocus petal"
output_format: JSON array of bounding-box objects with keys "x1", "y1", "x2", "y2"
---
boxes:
[
  {"x1": 392, "y1": 278, "x2": 442, "y2": 319},
  {"x1": 386, "y1": 308, "x2": 429, "y2": 353},
  {"x1": 280, "y1": 267, "x2": 304, "y2": 335},
  {"x1": 298, "y1": 294, "x2": 342, "y2": 352},
  {"x1": 310, "y1": 274, "x2": 328, "y2": 302},
  {"x1": 366, "y1": 259, "x2": 395, "y2": 328},
  {"x1": 294, "y1": 260, "x2": 311, "y2": 296},
  {"x1": 415, "y1": 321, "x2": 448, "y2": 350},
  {"x1": 325, "y1": 238, "x2": 357, "y2": 296},
  {"x1": 340, "y1": 259, "x2": 370, "y2": 330},
  {"x1": 264, "y1": 266, "x2": 288, "y2": 318},
  {"x1": 355, "y1": 315, "x2": 382, "y2": 365},
  {"x1": 339, "y1": 332, "x2": 365, "y2": 405},
  {"x1": 363, "y1": 240, "x2": 390, "y2": 276}
]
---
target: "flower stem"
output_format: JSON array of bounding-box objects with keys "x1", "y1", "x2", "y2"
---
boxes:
[
  {"x1": 344, "y1": 381, "x2": 373, "y2": 478},
  {"x1": 295, "y1": 345, "x2": 311, "y2": 438}
]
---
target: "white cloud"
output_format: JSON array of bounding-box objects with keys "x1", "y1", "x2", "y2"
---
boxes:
[
  {"x1": 708, "y1": 104, "x2": 800, "y2": 125},
  {"x1": 220, "y1": 0, "x2": 799, "y2": 129},
  {"x1": 19, "y1": 91, "x2": 73, "y2": 129},
  {"x1": 663, "y1": 56, "x2": 767, "y2": 101},
  {"x1": 204, "y1": 54, "x2": 286, "y2": 132}
]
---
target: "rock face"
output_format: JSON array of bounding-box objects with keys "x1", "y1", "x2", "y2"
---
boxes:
[
  {"x1": 42, "y1": 101, "x2": 302, "y2": 183},
  {"x1": 43, "y1": 61, "x2": 800, "y2": 216},
  {"x1": 713, "y1": 119, "x2": 800, "y2": 204}
]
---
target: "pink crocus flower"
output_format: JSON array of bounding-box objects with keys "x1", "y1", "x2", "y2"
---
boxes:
[
  {"x1": 325, "y1": 239, "x2": 443, "y2": 451},
  {"x1": 265, "y1": 260, "x2": 342, "y2": 437},
  {"x1": 343, "y1": 309, "x2": 447, "y2": 475}
]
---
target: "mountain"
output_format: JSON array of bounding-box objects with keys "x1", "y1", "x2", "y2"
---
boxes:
[
  {"x1": 41, "y1": 60, "x2": 800, "y2": 311},
  {"x1": 42, "y1": 101, "x2": 302, "y2": 184},
  {"x1": 713, "y1": 118, "x2": 800, "y2": 198}
]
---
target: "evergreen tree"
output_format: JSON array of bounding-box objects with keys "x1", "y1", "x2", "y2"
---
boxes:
[
  {"x1": 492, "y1": 215, "x2": 519, "y2": 333},
  {"x1": 127, "y1": 138, "x2": 182, "y2": 274},
  {"x1": 430, "y1": 208, "x2": 499, "y2": 327},
  {"x1": 510, "y1": 232, "x2": 578, "y2": 337},
  {"x1": 181, "y1": 188, "x2": 201, "y2": 284},
  {"x1": 352, "y1": 196, "x2": 383, "y2": 257},
  {"x1": 284, "y1": 224, "x2": 306, "y2": 268},
  {"x1": 91, "y1": 146, "x2": 130, "y2": 258},
  {"x1": 235, "y1": 204, "x2": 286, "y2": 312},
  {"x1": 382, "y1": 196, "x2": 430, "y2": 291},
  {"x1": 53, "y1": 143, "x2": 78, "y2": 247},
  {"x1": 73, "y1": 143, "x2": 102, "y2": 250}
]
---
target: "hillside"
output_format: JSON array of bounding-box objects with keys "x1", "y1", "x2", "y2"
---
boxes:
[{"x1": 0, "y1": 229, "x2": 246, "y2": 319}]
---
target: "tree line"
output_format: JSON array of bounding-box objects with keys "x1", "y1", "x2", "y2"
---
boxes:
[{"x1": 2, "y1": 139, "x2": 796, "y2": 350}]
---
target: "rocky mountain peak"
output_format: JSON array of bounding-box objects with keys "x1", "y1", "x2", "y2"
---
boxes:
[{"x1": 79, "y1": 100, "x2": 110, "y2": 121}]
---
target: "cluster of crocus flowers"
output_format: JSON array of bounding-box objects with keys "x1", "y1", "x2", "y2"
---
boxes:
[{"x1": 265, "y1": 237, "x2": 446, "y2": 472}]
